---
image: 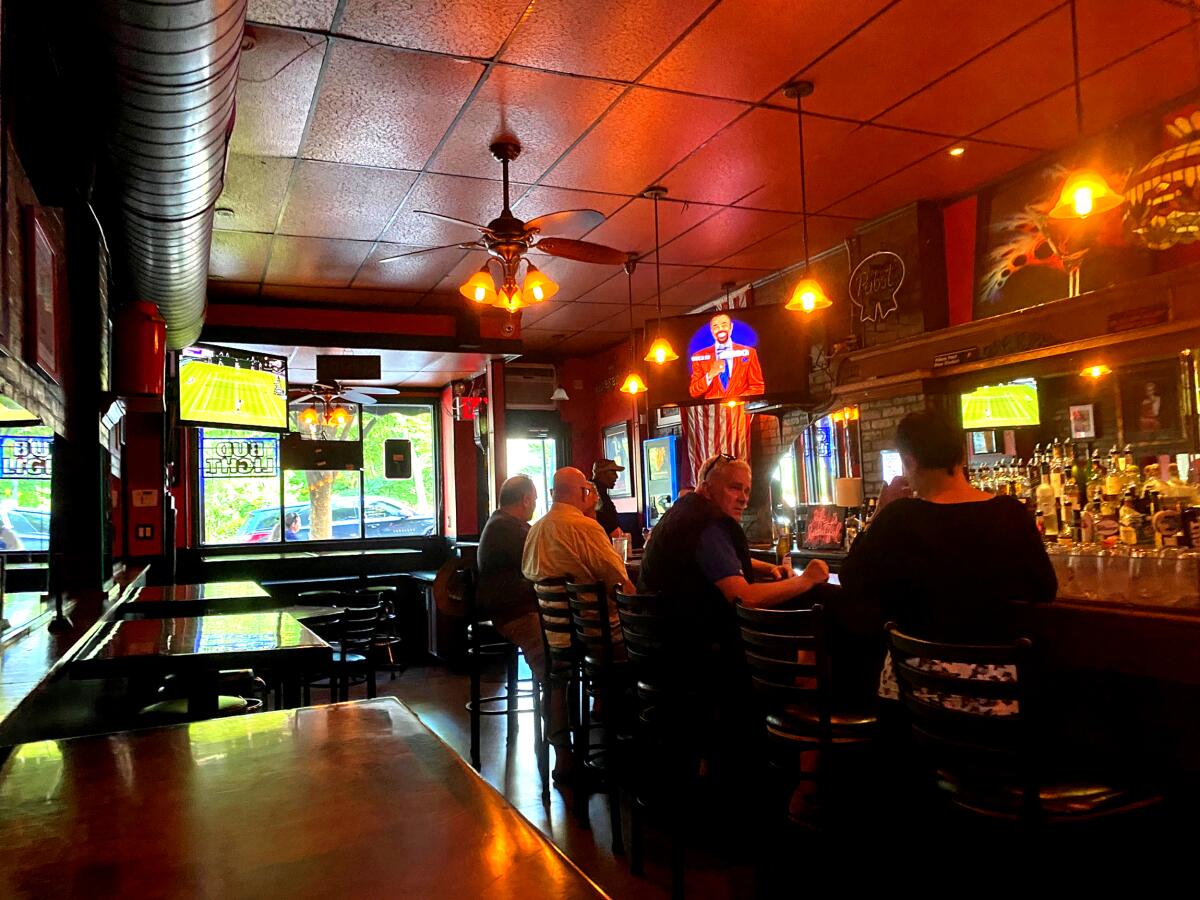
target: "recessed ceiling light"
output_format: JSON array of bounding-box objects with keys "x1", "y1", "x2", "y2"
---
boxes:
[{"x1": 948, "y1": 146, "x2": 966, "y2": 157}]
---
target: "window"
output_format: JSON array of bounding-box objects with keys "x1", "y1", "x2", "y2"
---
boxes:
[
  {"x1": 0, "y1": 425, "x2": 53, "y2": 552},
  {"x1": 197, "y1": 404, "x2": 438, "y2": 546}
]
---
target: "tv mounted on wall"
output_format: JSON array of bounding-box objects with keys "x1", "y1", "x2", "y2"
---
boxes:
[
  {"x1": 178, "y1": 345, "x2": 289, "y2": 432},
  {"x1": 960, "y1": 378, "x2": 1040, "y2": 430}
]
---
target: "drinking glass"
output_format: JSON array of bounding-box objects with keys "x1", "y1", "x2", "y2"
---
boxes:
[{"x1": 612, "y1": 535, "x2": 630, "y2": 563}]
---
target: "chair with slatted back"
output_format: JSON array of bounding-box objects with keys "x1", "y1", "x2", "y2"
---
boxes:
[
  {"x1": 533, "y1": 575, "x2": 580, "y2": 803},
  {"x1": 332, "y1": 603, "x2": 383, "y2": 701},
  {"x1": 356, "y1": 587, "x2": 404, "y2": 680},
  {"x1": 565, "y1": 579, "x2": 624, "y2": 854},
  {"x1": 736, "y1": 603, "x2": 876, "y2": 827},
  {"x1": 884, "y1": 623, "x2": 1162, "y2": 829}
]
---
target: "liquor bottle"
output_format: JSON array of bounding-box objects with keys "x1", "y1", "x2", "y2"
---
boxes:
[
  {"x1": 1142, "y1": 464, "x2": 1165, "y2": 500},
  {"x1": 1079, "y1": 503, "x2": 1095, "y2": 544},
  {"x1": 1011, "y1": 459, "x2": 1028, "y2": 502},
  {"x1": 1167, "y1": 463, "x2": 1193, "y2": 505},
  {"x1": 1103, "y1": 447, "x2": 1124, "y2": 512},
  {"x1": 1121, "y1": 445, "x2": 1142, "y2": 495},
  {"x1": 1057, "y1": 495, "x2": 1075, "y2": 547},
  {"x1": 1036, "y1": 459, "x2": 1059, "y2": 537},
  {"x1": 1118, "y1": 492, "x2": 1142, "y2": 546},
  {"x1": 1049, "y1": 438, "x2": 1064, "y2": 498},
  {"x1": 1087, "y1": 450, "x2": 1105, "y2": 505}
]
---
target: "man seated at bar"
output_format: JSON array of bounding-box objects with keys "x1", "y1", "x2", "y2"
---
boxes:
[
  {"x1": 591, "y1": 458, "x2": 624, "y2": 537},
  {"x1": 639, "y1": 454, "x2": 830, "y2": 620},
  {"x1": 522, "y1": 466, "x2": 633, "y2": 649},
  {"x1": 838, "y1": 408, "x2": 1057, "y2": 708}
]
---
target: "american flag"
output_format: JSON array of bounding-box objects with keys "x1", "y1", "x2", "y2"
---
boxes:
[{"x1": 683, "y1": 285, "x2": 753, "y2": 484}]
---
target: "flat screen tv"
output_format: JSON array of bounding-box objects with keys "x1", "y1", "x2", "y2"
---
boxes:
[
  {"x1": 960, "y1": 378, "x2": 1040, "y2": 430},
  {"x1": 644, "y1": 304, "x2": 811, "y2": 408},
  {"x1": 0, "y1": 396, "x2": 40, "y2": 425},
  {"x1": 178, "y1": 345, "x2": 289, "y2": 432}
]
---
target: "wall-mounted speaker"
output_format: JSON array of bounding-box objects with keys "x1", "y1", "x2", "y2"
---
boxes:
[{"x1": 384, "y1": 439, "x2": 412, "y2": 479}]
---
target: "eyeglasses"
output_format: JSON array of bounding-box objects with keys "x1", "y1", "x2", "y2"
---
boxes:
[{"x1": 699, "y1": 453, "x2": 738, "y2": 482}]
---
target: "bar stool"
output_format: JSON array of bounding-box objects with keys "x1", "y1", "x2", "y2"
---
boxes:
[
  {"x1": 533, "y1": 575, "x2": 579, "y2": 802},
  {"x1": 463, "y1": 565, "x2": 538, "y2": 771},
  {"x1": 357, "y1": 587, "x2": 405, "y2": 680}
]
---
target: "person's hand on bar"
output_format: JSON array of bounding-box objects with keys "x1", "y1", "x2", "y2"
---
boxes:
[{"x1": 798, "y1": 558, "x2": 829, "y2": 589}]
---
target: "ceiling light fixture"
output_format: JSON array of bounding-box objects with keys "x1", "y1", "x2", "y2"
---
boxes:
[
  {"x1": 948, "y1": 146, "x2": 966, "y2": 157},
  {"x1": 459, "y1": 266, "x2": 497, "y2": 305},
  {"x1": 550, "y1": 386, "x2": 569, "y2": 401},
  {"x1": 1048, "y1": 0, "x2": 1124, "y2": 223},
  {"x1": 1080, "y1": 363, "x2": 1112, "y2": 378},
  {"x1": 782, "y1": 80, "x2": 831, "y2": 314},
  {"x1": 298, "y1": 403, "x2": 321, "y2": 430},
  {"x1": 641, "y1": 186, "x2": 679, "y2": 365},
  {"x1": 327, "y1": 403, "x2": 351, "y2": 428},
  {"x1": 522, "y1": 263, "x2": 558, "y2": 303},
  {"x1": 620, "y1": 254, "x2": 648, "y2": 396}
]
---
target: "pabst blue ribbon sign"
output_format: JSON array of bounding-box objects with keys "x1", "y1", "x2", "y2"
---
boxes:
[{"x1": 849, "y1": 251, "x2": 905, "y2": 323}]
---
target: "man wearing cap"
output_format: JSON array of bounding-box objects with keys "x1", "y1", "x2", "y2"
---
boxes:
[{"x1": 592, "y1": 458, "x2": 624, "y2": 538}]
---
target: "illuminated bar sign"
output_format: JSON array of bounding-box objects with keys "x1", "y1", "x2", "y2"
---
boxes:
[
  {"x1": 202, "y1": 437, "x2": 278, "y2": 478},
  {"x1": 0, "y1": 436, "x2": 52, "y2": 479}
]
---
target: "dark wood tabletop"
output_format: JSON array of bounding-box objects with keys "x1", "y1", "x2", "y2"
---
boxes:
[
  {"x1": 119, "y1": 581, "x2": 278, "y2": 618},
  {"x1": 0, "y1": 697, "x2": 609, "y2": 899},
  {"x1": 69, "y1": 612, "x2": 330, "y2": 680}
]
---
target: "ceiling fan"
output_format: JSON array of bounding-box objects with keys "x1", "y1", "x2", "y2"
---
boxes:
[
  {"x1": 289, "y1": 381, "x2": 400, "y2": 432},
  {"x1": 379, "y1": 136, "x2": 628, "y2": 312}
]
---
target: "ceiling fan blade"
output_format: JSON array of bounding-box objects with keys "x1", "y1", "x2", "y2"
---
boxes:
[
  {"x1": 339, "y1": 390, "x2": 379, "y2": 405},
  {"x1": 290, "y1": 393, "x2": 317, "y2": 403},
  {"x1": 524, "y1": 208, "x2": 605, "y2": 234},
  {"x1": 378, "y1": 242, "x2": 482, "y2": 263},
  {"x1": 414, "y1": 210, "x2": 492, "y2": 232},
  {"x1": 344, "y1": 386, "x2": 400, "y2": 395},
  {"x1": 534, "y1": 237, "x2": 628, "y2": 266}
]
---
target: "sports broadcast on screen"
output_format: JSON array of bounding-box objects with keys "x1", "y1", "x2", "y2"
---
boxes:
[
  {"x1": 178, "y1": 345, "x2": 289, "y2": 432},
  {"x1": 960, "y1": 378, "x2": 1040, "y2": 430}
]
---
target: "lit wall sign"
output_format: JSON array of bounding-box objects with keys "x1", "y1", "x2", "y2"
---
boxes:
[
  {"x1": 0, "y1": 436, "x2": 53, "y2": 479},
  {"x1": 202, "y1": 437, "x2": 278, "y2": 478}
]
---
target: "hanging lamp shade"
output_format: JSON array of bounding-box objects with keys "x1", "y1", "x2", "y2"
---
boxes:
[
  {"x1": 1080, "y1": 363, "x2": 1112, "y2": 378},
  {"x1": 459, "y1": 266, "x2": 497, "y2": 304},
  {"x1": 493, "y1": 283, "x2": 525, "y2": 313},
  {"x1": 620, "y1": 373, "x2": 648, "y2": 395},
  {"x1": 298, "y1": 404, "x2": 321, "y2": 429},
  {"x1": 327, "y1": 404, "x2": 351, "y2": 428},
  {"x1": 522, "y1": 264, "x2": 559, "y2": 302},
  {"x1": 1048, "y1": 168, "x2": 1124, "y2": 220},
  {"x1": 785, "y1": 277, "x2": 832, "y2": 313},
  {"x1": 644, "y1": 336, "x2": 679, "y2": 364}
]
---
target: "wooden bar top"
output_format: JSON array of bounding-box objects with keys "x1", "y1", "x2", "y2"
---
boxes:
[
  {"x1": 0, "y1": 697, "x2": 609, "y2": 899},
  {"x1": 127, "y1": 581, "x2": 271, "y2": 603}
]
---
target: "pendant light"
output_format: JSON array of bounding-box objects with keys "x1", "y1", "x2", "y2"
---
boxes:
[
  {"x1": 1048, "y1": 0, "x2": 1123, "y2": 221},
  {"x1": 459, "y1": 265, "x2": 497, "y2": 305},
  {"x1": 782, "y1": 80, "x2": 831, "y2": 313},
  {"x1": 620, "y1": 254, "x2": 648, "y2": 395},
  {"x1": 641, "y1": 186, "x2": 679, "y2": 365}
]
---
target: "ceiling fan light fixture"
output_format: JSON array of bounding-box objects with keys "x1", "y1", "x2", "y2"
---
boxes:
[
  {"x1": 494, "y1": 283, "x2": 525, "y2": 313},
  {"x1": 644, "y1": 336, "x2": 679, "y2": 365},
  {"x1": 298, "y1": 404, "x2": 321, "y2": 429},
  {"x1": 619, "y1": 373, "x2": 648, "y2": 395},
  {"x1": 522, "y1": 264, "x2": 559, "y2": 303},
  {"x1": 460, "y1": 266, "x2": 497, "y2": 304},
  {"x1": 1048, "y1": 168, "x2": 1124, "y2": 220},
  {"x1": 785, "y1": 277, "x2": 832, "y2": 313},
  {"x1": 327, "y1": 403, "x2": 351, "y2": 428}
]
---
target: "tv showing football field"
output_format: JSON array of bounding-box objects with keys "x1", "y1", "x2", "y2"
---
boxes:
[
  {"x1": 960, "y1": 378, "x2": 1040, "y2": 430},
  {"x1": 179, "y1": 345, "x2": 288, "y2": 432}
]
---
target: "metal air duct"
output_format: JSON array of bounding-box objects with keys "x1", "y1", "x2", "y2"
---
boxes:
[{"x1": 99, "y1": 0, "x2": 246, "y2": 348}]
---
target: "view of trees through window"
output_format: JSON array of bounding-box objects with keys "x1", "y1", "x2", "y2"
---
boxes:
[
  {"x1": 199, "y1": 404, "x2": 437, "y2": 545},
  {"x1": 0, "y1": 424, "x2": 53, "y2": 552}
]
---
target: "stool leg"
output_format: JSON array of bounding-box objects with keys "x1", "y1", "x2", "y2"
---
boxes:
[
  {"x1": 630, "y1": 794, "x2": 644, "y2": 875},
  {"x1": 506, "y1": 650, "x2": 519, "y2": 744},
  {"x1": 574, "y1": 674, "x2": 591, "y2": 824},
  {"x1": 469, "y1": 648, "x2": 482, "y2": 770},
  {"x1": 604, "y1": 683, "x2": 624, "y2": 856}
]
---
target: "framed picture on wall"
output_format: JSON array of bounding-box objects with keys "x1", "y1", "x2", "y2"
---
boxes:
[
  {"x1": 602, "y1": 422, "x2": 633, "y2": 498},
  {"x1": 655, "y1": 406, "x2": 681, "y2": 429},
  {"x1": 1119, "y1": 361, "x2": 1183, "y2": 446},
  {"x1": 24, "y1": 207, "x2": 61, "y2": 384},
  {"x1": 1069, "y1": 404, "x2": 1096, "y2": 440}
]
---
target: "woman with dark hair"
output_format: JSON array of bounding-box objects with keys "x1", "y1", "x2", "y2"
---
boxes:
[{"x1": 838, "y1": 408, "x2": 1057, "y2": 708}]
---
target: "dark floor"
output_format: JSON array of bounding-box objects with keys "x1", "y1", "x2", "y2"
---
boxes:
[{"x1": 367, "y1": 658, "x2": 759, "y2": 899}]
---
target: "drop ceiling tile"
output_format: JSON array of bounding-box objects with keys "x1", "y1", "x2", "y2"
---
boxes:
[
  {"x1": 583, "y1": 196, "x2": 722, "y2": 260},
  {"x1": 261, "y1": 284, "x2": 427, "y2": 307},
  {"x1": 215, "y1": 155, "x2": 294, "y2": 232},
  {"x1": 973, "y1": 88, "x2": 1078, "y2": 150},
  {"x1": 545, "y1": 87, "x2": 744, "y2": 196},
  {"x1": 577, "y1": 263, "x2": 703, "y2": 305},
  {"x1": 533, "y1": 301, "x2": 635, "y2": 333},
  {"x1": 659, "y1": 267, "x2": 762, "y2": 308},
  {"x1": 721, "y1": 216, "x2": 856, "y2": 270},
  {"x1": 515, "y1": 302, "x2": 560, "y2": 329},
  {"x1": 784, "y1": 0, "x2": 1061, "y2": 120},
  {"x1": 876, "y1": 8, "x2": 1074, "y2": 136},
  {"x1": 532, "y1": 258, "x2": 625, "y2": 304},
  {"x1": 643, "y1": 0, "x2": 893, "y2": 102},
  {"x1": 279, "y1": 160, "x2": 418, "y2": 240},
  {"x1": 247, "y1": 0, "x2": 338, "y2": 29},
  {"x1": 210, "y1": 231, "x2": 272, "y2": 281},
  {"x1": 825, "y1": 141, "x2": 1042, "y2": 219},
  {"x1": 232, "y1": 26, "x2": 326, "y2": 157},
  {"x1": 663, "y1": 108, "x2": 797, "y2": 206},
  {"x1": 500, "y1": 0, "x2": 713, "y2": 81},
  {"x1": 551, "y1": 331, "x2": 628, "y2": 356},
  {"x1": 264, "y1": 236, "x2": 373, "y2": 286},
  {"x1": 512, "y1": 186, "x2": 629, "y2": 239},
  {"x1": 1076, "y1": 0, "x2": 1195, "y2": 73},
  {"x1": 337, "y1": 0, "x2": 530, "y2": 57},
  {"x1": 427, "y1": 249, "x2": 492, "y2": 297},
  {"x1": 383, "y1": 173, "x2": 529, "y2": 245},
  {"x1": 303, "y1": 41, "x2": 485, "y2": 169},
  {"x1": 659, "y1": 208, "x2": 799, "y2": 266},
  {"x1": 520, "y1": 328, "x2": 564, "y2": 350},
  {"x1": 353, "y1": 243, "x2": 464, "y2": 291},
  {"x1": 431, "y1": 67, "x2": 625, "y2": 183}
]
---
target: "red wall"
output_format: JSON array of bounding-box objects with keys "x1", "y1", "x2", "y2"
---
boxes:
[{"x1": 557, "y1": 342, "x2": 639, "y2": 473}]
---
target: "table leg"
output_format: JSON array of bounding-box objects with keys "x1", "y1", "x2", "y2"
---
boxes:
[
  {"x1": 282, "y1": 673, "x2": 302, "y2": 709},
  {"x1": 186, "y1": 673, "x2": 221, "y2": 717}
]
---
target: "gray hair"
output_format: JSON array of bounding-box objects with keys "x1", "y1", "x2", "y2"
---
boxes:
[
  {"x1": 698, "y1": 454, "x2": 747, "y2": 484},
  {"x1": 498, "y1": 474, "x2": 536, "y2": 507}
]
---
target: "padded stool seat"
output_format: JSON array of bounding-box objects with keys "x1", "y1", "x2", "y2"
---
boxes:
[
  {"x1": 935, "y1": 770, "x2": 1163, "y2": 820},
  {"x1": 139, "y1": 696, "x2": 261, "y2": 718}
]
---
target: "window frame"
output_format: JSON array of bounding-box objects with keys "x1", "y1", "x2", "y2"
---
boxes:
[{"x1": 193, "y1": 400, "x2": 442, "y2": 551}]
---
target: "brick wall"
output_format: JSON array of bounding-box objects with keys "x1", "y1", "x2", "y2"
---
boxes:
[
  {"x1": 1, "y1": 134, "x2": 67, "y2": 434},
  {"x1": 858, "y1": 393, "x2": 930, "y2": 497}
]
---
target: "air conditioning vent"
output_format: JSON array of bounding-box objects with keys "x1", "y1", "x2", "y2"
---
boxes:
[{"x1": 505, "y1": 363, "x2": 557, "y2": 410}]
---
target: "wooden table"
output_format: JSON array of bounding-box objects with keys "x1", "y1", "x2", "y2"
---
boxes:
[
  {"x1": 120, "y1": 581, "x2": 275, "y2": 617},
  {"x1": 0, "y1": 697, "x2": 609, "y2": 899},
  {"x1": 69, "y1": 612, "x2": 331, "y2": 712}
]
